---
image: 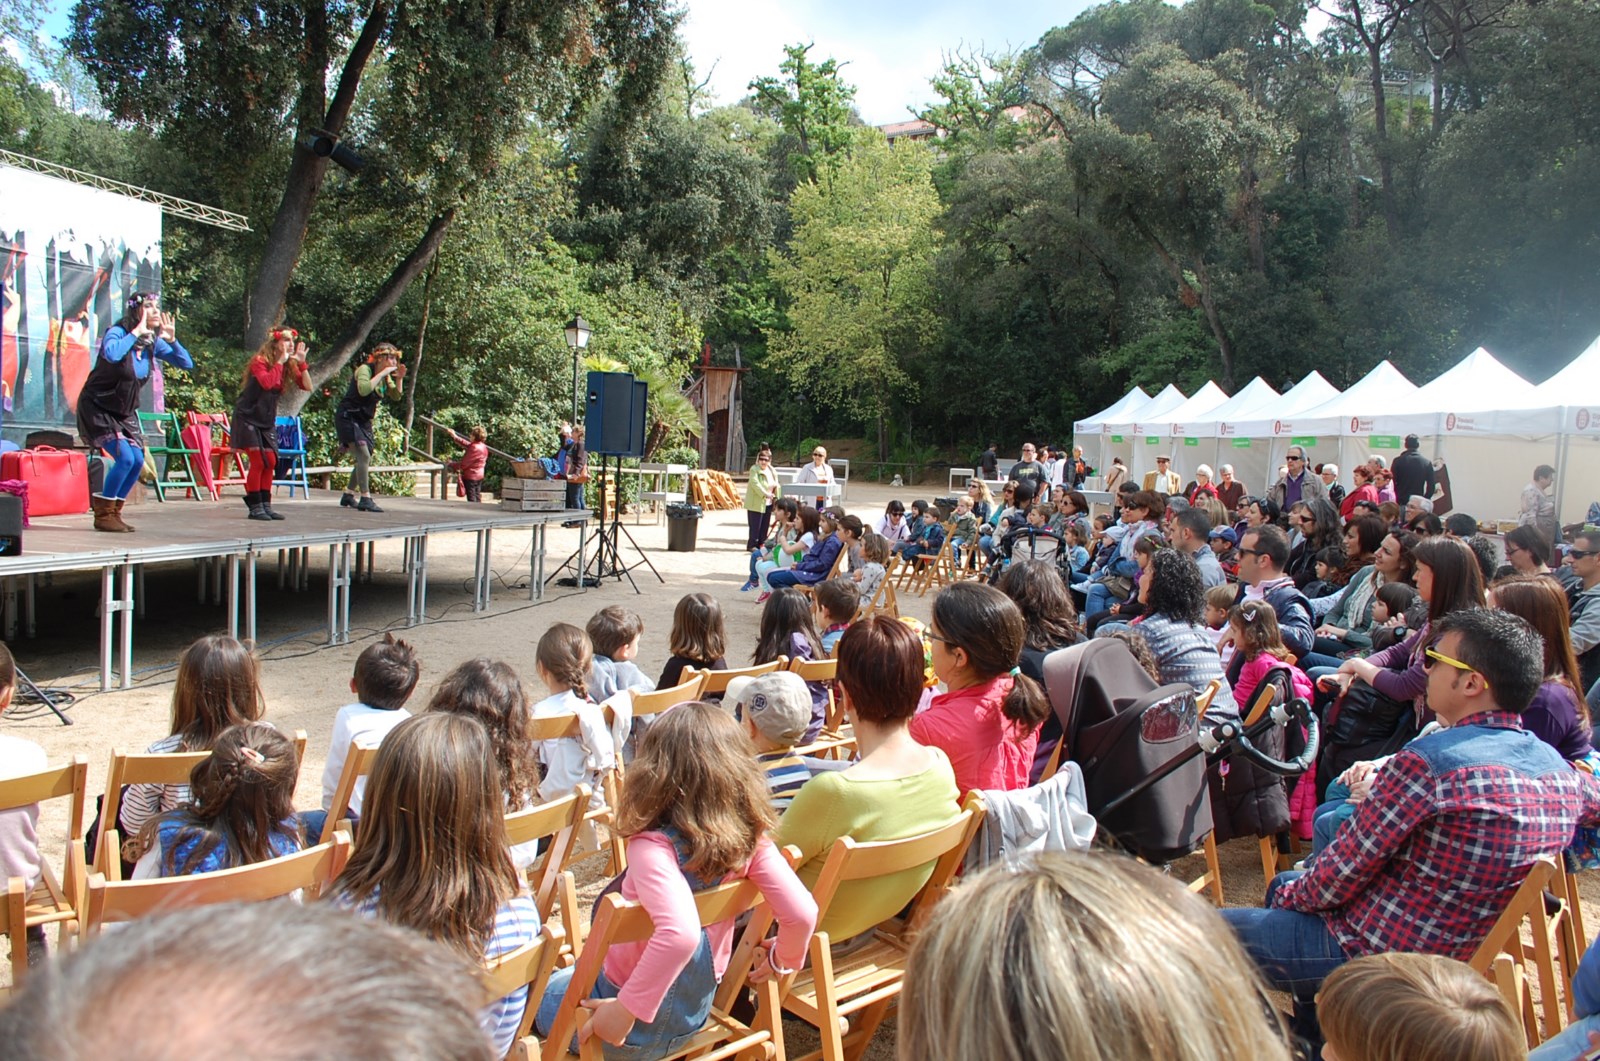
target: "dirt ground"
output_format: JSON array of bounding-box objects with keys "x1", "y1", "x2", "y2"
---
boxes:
[{"x1": 6, "y1": 478, "x2": 1591, "y2": 1054}]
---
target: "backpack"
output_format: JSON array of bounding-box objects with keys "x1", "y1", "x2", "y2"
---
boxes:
[{"x1": 1315, "y1": 679, "x2": 1418, "y2": 800}]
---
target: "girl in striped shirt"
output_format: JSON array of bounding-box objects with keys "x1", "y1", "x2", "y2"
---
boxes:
[{"x1": 326, "y1": 712, "x2": 539, "y2": 1056}]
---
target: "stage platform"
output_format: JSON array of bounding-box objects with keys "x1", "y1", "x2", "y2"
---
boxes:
[{"x1": 0, "y1": 491, "x2": 589, "y2": 691}]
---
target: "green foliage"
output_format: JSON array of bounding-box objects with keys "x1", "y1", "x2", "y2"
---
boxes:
[{"x1": 749, "y1": 43, "x2": 860, "y2": 183}]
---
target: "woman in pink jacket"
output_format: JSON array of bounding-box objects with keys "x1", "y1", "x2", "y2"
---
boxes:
[
  {"x1": 912, "y1": 582, "x2": 1052, "y2": 793},
  {"x1": 535, "y1": 700, "x2": 817, "y2": 1056}
]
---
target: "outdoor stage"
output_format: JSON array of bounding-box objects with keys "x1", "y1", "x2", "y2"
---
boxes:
[{"x1": 0, "y1": 491, "x2": 589, "y2": 691}]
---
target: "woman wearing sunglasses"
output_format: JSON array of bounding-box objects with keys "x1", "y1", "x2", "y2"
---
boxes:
[
  {"x1": 743, "y1": 442, "x2": 781, "y2": 551},
  {"x1": 232, "y1": 326, "x2": 311, "y2": 521},
  {"x1": 1318, "y1": 537, "x2": 1485, "y2": 724}
]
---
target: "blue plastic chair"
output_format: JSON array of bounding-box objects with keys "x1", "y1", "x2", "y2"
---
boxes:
[{"x1": 273, "y1": 416, "x2": 311, "y2": 498}]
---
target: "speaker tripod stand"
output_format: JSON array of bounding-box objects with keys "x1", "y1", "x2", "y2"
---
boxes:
[{"x1": 549, "y1": 454, "x2": 664, "y2": 595}]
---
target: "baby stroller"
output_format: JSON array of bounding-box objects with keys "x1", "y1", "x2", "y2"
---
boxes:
[
  {"x1": 985, "y1": 527, "x2": 1065, "y2": 585},
  {"x1": 1040, "y1": 640, "x2": 1319, "y2": 867}
]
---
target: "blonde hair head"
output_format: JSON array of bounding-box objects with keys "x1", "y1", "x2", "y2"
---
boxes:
[
  {"x1": 900, "y1": 851, "x2": 1293, "y2": 1061},
  {"x1": 1318, "y1": 952, "x2": 1522, "y2": 1061}
]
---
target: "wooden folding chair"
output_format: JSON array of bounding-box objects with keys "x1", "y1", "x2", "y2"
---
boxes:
[
  {"x1": 83, "y1": 832, "x2": 353, "y2": 935},
  {"x1": 1469, "y1": 856, "x2": 1573, "y2": 1047},
  {"x1": 0, "y1": 756, "x2": 89, "y2": 980},
  {"x1": 627, "y1": 675, "x2": 704, "y2": 720},
  {"x1": 683, "y1": 660, "x2": 782, "y2": 699},
  {"x1": 799, "y1": 545, "x2": 849, "y2": 598},
  {"x1": 913, "y1": 525, "x2": 958, "y2": 597},
  {"x1": 320, "y1": 739, "x2": 381, "y2": 844},
  {"x1": 137, "y1": 410, "x2": 210, "y2": 501},
  {"x1": 789, "y1": 657, "x2": 854, "y2": 760},
  {"x1": 505, "y1": 787, "x2": 588, "y2": 956},
  {"x1": 543, "y1": 877, "x2": 784, "y2": 1061},
  {"x1": 185, "y1": 411, "x2": 249, "y2": 491},
  {"x1": 483, "y1": 922, "x2": 567, "y2": 1061},
  {"x1": 729, "y1": 794, "x2": 986, "y2": 1061},
  {"x1": 528, "y1": 712, "x2": 627, "y2": 877},
  {"x1": 94, "y1": 747, "x2": 211, "y2": 878},
  {"x1": 97, "y1": 730, "x2": 310, "y2": 878}
]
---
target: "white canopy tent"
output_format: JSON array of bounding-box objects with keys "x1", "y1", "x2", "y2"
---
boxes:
[
  {"x1": 1222, "y1": 371, "x2": 1344, "y2": 493},
  {"x1": 1073, "y1": 386, "x2": 1150, "y2": 475},
  {"x1": 1124, "y1": 381, "x2": 1230, "y2": 482},
  {"x1": 1534, "y1": 336, "x2": 1600, "y2": 524},
  {"x1": 1098, "y1": 384, "x2": 1190, "y2": 483},
  {"x1": 1365, "y1": 348, "x2": 1545, "y2": 521},
  {"x1": 1185, "y1": 377, "x2": 1281, "y2": 488}
]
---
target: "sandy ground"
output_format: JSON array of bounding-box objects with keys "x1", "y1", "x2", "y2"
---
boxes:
[{"x1": 6, "y1": 479, "x2": 1591, "y2": 1054}]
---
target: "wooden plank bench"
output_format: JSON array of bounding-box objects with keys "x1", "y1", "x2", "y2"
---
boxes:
[{"x1": 302, "y1": 462, "x2": 449, "y2": 498}]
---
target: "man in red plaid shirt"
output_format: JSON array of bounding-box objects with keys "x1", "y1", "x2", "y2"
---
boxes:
[{"x1": 1222, "y1": 608, "x2": 1600, "y2": 1049}]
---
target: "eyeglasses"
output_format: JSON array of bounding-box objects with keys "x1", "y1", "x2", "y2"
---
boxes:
[
  {"x1": 812, "y1": 452, "x2": 825, "y2": 458},
  {"x1": 1425, "y1": 647, "x2": 1489, "y2": 687},
  {"x1": 926, "y1": 630, "x2": 957, "y2": 649},
  {"x1": 1571, "y1": 549, "x2": 1598, "y2": 560},
  {"x1": 1237, "y1": 548, "x2": 1262, "y2": 558},
  {"x1": 1287, "y1": 454, "x2": 1304, "y2": 461},
  {"x1": 757, "y1": 455, "x2": 771, "y2": 462}
]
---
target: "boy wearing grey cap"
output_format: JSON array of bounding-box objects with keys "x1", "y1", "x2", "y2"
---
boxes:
[{"x1": 728, "y1": 671, "x2": 816, "y2": 813}]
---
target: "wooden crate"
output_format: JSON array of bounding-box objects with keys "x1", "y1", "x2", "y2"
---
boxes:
[
  {"x1": 500, "y1": 477, "x2": 565, "y2": 511},
  {"x1": 500, "y1": 478, "x2": 565, "y2": 501}
]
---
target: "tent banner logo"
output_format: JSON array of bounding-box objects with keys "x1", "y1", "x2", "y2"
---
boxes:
[
  {"x1": 1349, "y1": 416, "x2": 1375, "y2": 434},
  {"x1": 1273, "y1": 420, "x2": 1286, "y2": 435},
  {"x1": 1446, "y1": 413, "x2": 1457, "y2": 432},
  {"x1": 1579, "y1": 408, "x2": 1592, "y2": 432},
  {"x1": 1219, "y1": 423, "x2": 1235, "y2": 436}
]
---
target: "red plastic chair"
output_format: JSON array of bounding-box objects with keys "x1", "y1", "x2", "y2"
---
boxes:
[{"x1": 184, "y1": 412, "x2": 249, "y2": 492}]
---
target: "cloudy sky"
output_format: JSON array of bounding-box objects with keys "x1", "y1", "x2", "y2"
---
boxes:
[{"x1": 672, "y1": 0, "x2": 1087, "y2": 125}]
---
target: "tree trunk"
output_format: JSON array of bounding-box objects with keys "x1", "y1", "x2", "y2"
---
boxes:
[
  {"x1": 284, "y1": 207, "x2": 456, "y2": 414},
  {"x1": 1431, "y1": 55, "x2": 1445, "y2": 135},
  {"x1": 877, "y1": 411, "x2": 888, "y2": 464},
  {"x1": 1192, "y1": 259, "x2": 1236, "y2": 389},
  {"x1": 402, "y1": 255, "x2": 440, "y2": 443},
  {"x1": 243, "y1": 0, "x2": 392, "y2": 348},
  {"x1": 1367, "y1": 41, "x2": 1401, "y2": 240}
]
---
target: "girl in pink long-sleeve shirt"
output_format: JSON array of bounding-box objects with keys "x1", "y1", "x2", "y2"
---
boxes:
[
  {"x1": 1228, "y1": 600, "x2": 1314, "y2": 713},
  {"x1": 536, "y1": 700, "x2": 817, "y2": 1056}
]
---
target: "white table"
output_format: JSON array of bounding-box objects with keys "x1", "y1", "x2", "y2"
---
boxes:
[
  {"x1": 828, "y1": 459, "x2": 850, "y2": 500},
  {"x1": 949, "y1": 467, "x2": 976, "y2": 492},
  {"x1": 783, "y1": 481, "x2": 843, "y2": 507},
  {"x1": 619, "y1": 463, "x2": 689, "y2": 524}
]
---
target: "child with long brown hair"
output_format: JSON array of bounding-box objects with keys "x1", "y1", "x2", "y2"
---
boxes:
[
  {"x1": 1489, "y1": 574, "x2": 1593, "y2": 760},
  {"x1": 427, "y1": 657, "x2": 541, "y2": 863},
  {"x1": 232, "y1": 326, "x2": 311, "y2": 521},
  {"x1": 132, "y1": 723, "x2": 301, "y2": 878},
  {"x1": 753, "y1": 587, "x2": 828, "y2": 741},
  {"x1": 1228, "y1": 600, "x2": 1315, "y2": 713},
  {"x1": 657, "y1": 592, "x2": 728, "y2": 689},
  {"x1": 528, "y1": 624, "x2": 614, "y2": 810},
  {"x1": 534, "y1": 701, "x2": 817, "y2": 1055},
  {"x1": 913, "y1": 582, "x2": 1052, "y2": 793},
  {"x1": 119, "y1": 635, "x2": 267, "y2": 859},
  {"x1": 326, "y1": 712, "x2": 538, "y2": 1057}
]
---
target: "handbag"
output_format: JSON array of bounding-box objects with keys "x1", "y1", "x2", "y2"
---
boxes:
[{"x1": 1316, "y1": 678, "x2": 1418, "y2": 798}]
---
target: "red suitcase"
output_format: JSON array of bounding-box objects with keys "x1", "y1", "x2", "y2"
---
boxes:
[{"x1": 0, "y1": 446, "x2": 90, "y2": 516}]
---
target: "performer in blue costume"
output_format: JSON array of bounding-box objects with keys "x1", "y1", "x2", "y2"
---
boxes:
[{"x1": 77, "y1": 292, "x2": 193, "y2": 532}]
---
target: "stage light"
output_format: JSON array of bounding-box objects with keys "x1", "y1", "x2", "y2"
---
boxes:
[{"x1": 304, "y1": 129, "x2": 367, "y2": 174}]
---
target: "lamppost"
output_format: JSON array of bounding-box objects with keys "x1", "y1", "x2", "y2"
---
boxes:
[{"x1": 565, "y1": 314, "x2": 591, "y2": 423}]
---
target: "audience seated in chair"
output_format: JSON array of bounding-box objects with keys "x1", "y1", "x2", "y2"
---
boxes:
[
  {"x1": 1220, "y1": 609, "x2": 1600, "y2": 1051},
  {"x1": 0, "y1": 901, "x2": 496, "y2": 1060},
  {"x1": 902, "y1": 851, "x2": 1295, "y2": 1061}
]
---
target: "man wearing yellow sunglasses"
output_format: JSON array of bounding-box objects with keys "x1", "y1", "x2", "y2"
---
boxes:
[{"x1": 1221, "y1": 608, "x2": 1600, "y2": 1050}]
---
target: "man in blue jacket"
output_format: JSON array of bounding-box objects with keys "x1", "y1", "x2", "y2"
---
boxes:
[{"x1": 1234, "y1": 524, "x2": 1314, "y2": 661}]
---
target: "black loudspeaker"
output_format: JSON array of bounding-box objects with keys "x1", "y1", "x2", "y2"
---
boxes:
[
  {"x1": 0, "y1": 494, "x2": 22, "y2": 556},
  {"x1": 585, "y1": 371, "x2": 648, "y2": 458}
]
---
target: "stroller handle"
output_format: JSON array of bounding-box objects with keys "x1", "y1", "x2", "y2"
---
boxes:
[{"x1": 1228, "y1": 697, "x2": 1320, "y2": 777}]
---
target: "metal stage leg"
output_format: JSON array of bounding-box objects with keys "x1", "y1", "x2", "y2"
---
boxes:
[
  {"x1": 24, "y1": 573, "x2": 35, "y2": 638},
  {"x1": 354, "y1": 540, "x2": 364, "y2": 583},
  {"x1": 472, "y1": 528, "x2": 493, "y2": 611},
  {"x1": 135, "y1": 566, "x2": 146, "y2": 619},
  {"x1": 246, "y1": 552, "x2": 258, "y2": 644},
  {"x1": 278, "y1": 549, "x2": 287, "y2": 590},
  {"x1": 327, "y1": 543, "x2": 352, "y2": 646},
  {"x1": 100, "y1": 564, "x2": 136, "y2": 692},
  {"x1": 212, "y1": 557, "x2": 224, "y2": 606},
  {"x1": 227, "y1": 554, "x2": 241, "y2": 639},
  {"x1": 298, "y1": 547, "x2": 310, "y2": 592},
  {"x1": 529, "y1": 524, "x2": 545, "y2": 601},
  {"x1": 3, "y1": 578, "x2": 16, "y2": 640},
  {"x1": 197, "y1": 556, "x2": 208, "y2": 602},
  {"x1": 363, "y1": 541, "x2": 375, "y2": 583},
  {"x1": 405, "y1": 535, "x2": 429, "y2": 626}
]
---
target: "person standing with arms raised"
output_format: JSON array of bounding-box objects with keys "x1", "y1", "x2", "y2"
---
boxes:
[
  {"x1": 335, "y1": 342, "x2": 405, "y2": 513},
  {"x1": 232, "y1": 326, "x2": 310, "y2": 521},
  {"x1": 78, "y1": 292, "x2": 193, "y2": 532}
]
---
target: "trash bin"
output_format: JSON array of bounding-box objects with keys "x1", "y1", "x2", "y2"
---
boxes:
[
  {"x1": 665, "y1": 502, "x2": 703, "y2": 552},
  {"x1": 934, "y1": 496, "x2": 958, "y2": 521}
]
